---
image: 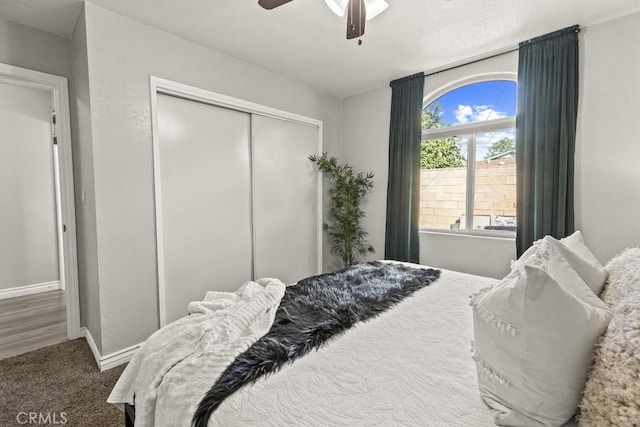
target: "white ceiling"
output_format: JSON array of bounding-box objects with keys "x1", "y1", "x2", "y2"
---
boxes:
[{"x1": 1, "y1": 0, "x2": 639, "y2": 98}]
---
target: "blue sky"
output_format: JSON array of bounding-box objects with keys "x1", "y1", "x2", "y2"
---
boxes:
[
  {"x1": 425, "y1": 80, "x2": 517, "y2": 159},
  {"x1": 427, "y1": 80, "x2": 517, "y2": 126}
]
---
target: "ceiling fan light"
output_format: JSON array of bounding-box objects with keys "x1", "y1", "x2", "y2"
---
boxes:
[
  {"x1": 365, "y1": 0, "x2": 388, "y2": 20},
  {"x1": 324, "y1": 0, "x2": 349, "y2": 17}
]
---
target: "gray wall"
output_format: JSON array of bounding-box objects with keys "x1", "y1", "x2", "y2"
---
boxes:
[
  {"x1": 80, "y1": 2, "x2": 343, "y2": 355},
  {"x1": 0, "y1": 18, "x2": 70, "y2": 288},
  {"x1": 0, "y1": 82, "x2": 59, "y2": 290},
  {"x1": 342, "y1": 13, "x2": 640, "y2": 278},
  {"x1": 0, "y1": 17, "x2": 70, "y2": 78},
  {"x1": 70, "y1": 8, "x2": 102, "y2": 352},
  {"x1": 419, "y1": 232, "x2": 515, "y2": 278},
  {"x1": 575, "y1": 11, "x2": 640, "y2": 263},
  {"x1": 342, "y1": 88, "x2": 391, "y2": 267}
]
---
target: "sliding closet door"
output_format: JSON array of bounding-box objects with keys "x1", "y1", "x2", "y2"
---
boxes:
[
  {"x1": 252, "y1": 115, "x2": 320, "y2": 285},
  {"x1": 156, "y1": 94, "x2": 252, "y2": 325}
]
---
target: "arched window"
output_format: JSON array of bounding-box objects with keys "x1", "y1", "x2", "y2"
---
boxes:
[{"x1": 421, "y1": 79, "x2": 517, "y2": 234}]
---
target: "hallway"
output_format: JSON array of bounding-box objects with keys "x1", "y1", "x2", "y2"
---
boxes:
[{"x1": 0, "y1": 290, "x2": 66, "y2": 359}]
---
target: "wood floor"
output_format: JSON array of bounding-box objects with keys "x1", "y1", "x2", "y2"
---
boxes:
[{"x1": 0, "y1": 290, "x2": 67, "y2": 360}]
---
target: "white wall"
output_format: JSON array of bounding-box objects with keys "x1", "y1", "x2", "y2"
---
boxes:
[
  {"x1": 575, "y1": 11, "x2": 640, "y2": 264},
  {"x1": 79, "y1": 2, "x2": 342, "y2": 355},
  {"x1": 419, "y1": 233, "x2": 514, "y2": 278},
  {"x1": 0, "y1": 17, "x2": 72, "y2": 289},
  {"x1": 342, "y1": 52, "x2": 518, "y2": 279},
  {"x1": 341, "y1": 88, "x2": 391, "y2": 268},
  {"x1": 0, "y1": 82, "x2": 59, "y2": 290},
  {"x1": 0, "y1": 17, "x2": 70, "y2": 78},
  {"x1": 70, "y1": 8, "x2": 102, "y2": 351}
]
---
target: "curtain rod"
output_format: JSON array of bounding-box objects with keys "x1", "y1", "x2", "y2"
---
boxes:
[
  {"x1": 424, "y1": 26, "x2": 581, "y2": 78},
  {"x1": 424, "y1": 46, "x2": 519, "y2": 78},
  {"x1": 520, "y1": 25, "x2": 580, "y2": 47}
]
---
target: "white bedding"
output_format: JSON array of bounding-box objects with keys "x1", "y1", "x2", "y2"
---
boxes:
[
  {"x1": 211, "y1": 266, "x2": 500, "y2": 426},
  {"x1": 107, "y1": 278, "x2": 286, "y2": 427},
  {"x1": 113, "y1": 264, "x2": 580, "y2": 426}
]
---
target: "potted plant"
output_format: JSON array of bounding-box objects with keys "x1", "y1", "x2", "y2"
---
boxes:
[{"x1": 309, "y1": 152, "x2": 375, "y2": 267}]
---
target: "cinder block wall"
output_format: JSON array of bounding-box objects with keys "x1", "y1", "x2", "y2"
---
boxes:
[{"x1": 420, "y1": 158, "x2": 516, "y2": 229}]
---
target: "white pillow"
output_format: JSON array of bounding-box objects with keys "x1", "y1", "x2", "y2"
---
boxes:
[
  {"x1": 471, "y1": 253, "x2": 611, "y2": 426},
  {"x1": 524, "y1": 237, "x2": 606, "y2": 307},
  {"x1": 547, "y1": 236, "x2": 607, "y2": 295},
  {"x1": 517, "y1": 231, "x2": 596, "y2": 263},
  {"x1": 515, "y1": 239, "x2": 540, "y2": 265},
  {"x1": 560, "y1": 231, "x2": 600, "y2": 265},
  {"x1": 551, "y1": 230, "x2": 607, "y2": 296},
  {"x1": 515, "y1": 231, "x2": 606, "y2": 295}
]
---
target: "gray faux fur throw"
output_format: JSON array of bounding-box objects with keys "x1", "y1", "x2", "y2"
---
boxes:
[{"x1": 192, "y1": 261, "x2": 440, "y2": 427}]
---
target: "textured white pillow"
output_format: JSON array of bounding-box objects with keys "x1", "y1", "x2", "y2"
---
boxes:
[
  {"x1": 515, "y1": 231, "x2": 606, "y2": 295},
  {"x1": 515, "y1": 239, "x2": 540, "y2": 265},
  {"x1": 560, "y1": 231, "x2": 600, "y2": 265},
  {"x1": 471, "y1": 251, "x2": 611, "y2": 426},
  {"x1": 525, "y1": 237, "x2": 606, "y2": 307},
  {"x1": 546, "y1": 236, "x2": 607, "y2": 295}
]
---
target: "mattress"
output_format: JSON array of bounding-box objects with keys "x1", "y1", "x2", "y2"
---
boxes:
[{"x1": 210, "y1": 266, "x2": 500, "y2": 426}]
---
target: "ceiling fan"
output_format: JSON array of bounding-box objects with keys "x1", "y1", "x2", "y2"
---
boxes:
[{"x1": 258, "y1": 0, "x2": 388, "y2": 42}]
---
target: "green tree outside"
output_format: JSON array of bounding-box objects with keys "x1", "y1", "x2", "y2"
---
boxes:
[
  {"x1": 484, "y1": 137, "x2": 515, "y2": 160},
  {"x1": 421, "y1": 104, "x2": 465, "y2": 169}
]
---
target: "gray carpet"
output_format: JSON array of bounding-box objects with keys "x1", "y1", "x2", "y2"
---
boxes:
[{"x1": 0, "y1": 338, "x2": 124, "y2": 426}]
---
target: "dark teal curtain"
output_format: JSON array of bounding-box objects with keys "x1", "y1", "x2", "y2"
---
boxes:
[
  {"x1": 516, "y1": 26, "x2": 579, "y2": 257},
  {"x1": 385, "y1": 72, "x2": 424, "y2": 263}
]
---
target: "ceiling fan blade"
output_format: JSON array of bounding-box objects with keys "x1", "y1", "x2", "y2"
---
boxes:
[
  {"x1": 346, "y1": 0, "x2": 366, "y2": 39},
  {"x1": 258, "y1": 0, "x2": 294, "y2": 10}
]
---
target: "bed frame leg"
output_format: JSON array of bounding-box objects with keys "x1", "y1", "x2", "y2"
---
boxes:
[{"x1": 124, "y1": 403, "x2": 135, "y2": 427}]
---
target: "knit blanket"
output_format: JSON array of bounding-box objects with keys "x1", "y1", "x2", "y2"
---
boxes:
[
  {"x1": 107, "y1": 278, "x2": 286, "y2": 427},
  {"x1": 192, "y1": 261, "x2": 440, "y2": 426}
]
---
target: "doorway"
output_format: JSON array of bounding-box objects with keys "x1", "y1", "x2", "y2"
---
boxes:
[{"x1": 0, "y1": 63, "x2": 80, "y2": 358}]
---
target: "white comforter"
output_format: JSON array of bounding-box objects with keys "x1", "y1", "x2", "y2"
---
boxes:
[
  {"x1": 212, "y1": 266, "x2": 500, "y2": 426},
  {"x1": 107, "y1": 278, "x2": 286, "y2": 427},
  {"x1": 111, "y1": 265, "x2": 578, "y2": 426}
]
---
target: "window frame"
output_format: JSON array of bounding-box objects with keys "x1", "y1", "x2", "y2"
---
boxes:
[{"x1": 421, "y1": 74, "x2": 517, "y2": 238}]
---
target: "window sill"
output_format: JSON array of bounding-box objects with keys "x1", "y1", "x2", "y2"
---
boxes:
[{"x1": 419, "y1": 228, "x2": 516, "y2": 240}]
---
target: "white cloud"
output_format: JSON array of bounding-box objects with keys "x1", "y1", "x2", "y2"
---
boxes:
[
  {"x1": 454, "y1": 105, "x2": 473, "y2": 123},
  {"x1": 476, "y1": 129, "x2": 515, "y2": 149},
  {"x1": 454, "y1": 104, "x2": 508, "y2": 124}
]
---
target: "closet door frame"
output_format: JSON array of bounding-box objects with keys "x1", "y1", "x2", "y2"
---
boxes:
[{"x1": 149, "y1": 77, "x2": 323, "y2": 327}]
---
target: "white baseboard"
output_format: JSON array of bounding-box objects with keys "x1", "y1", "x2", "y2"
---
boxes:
[
  {"x1": 82, "y1": 326, "x2": 102, "y2": 368},
  {"x1": 81, "y1": 327, "x2": 141, "y2": 371},
  {"x1": 0, "y1": 281, "x2": 61, "y2": 300},
  {"x1": 101, "y1": 342, "x2": 141, "y2": 371}
]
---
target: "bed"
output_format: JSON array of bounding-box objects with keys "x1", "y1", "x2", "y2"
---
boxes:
[
  {"x1": 199, "y1": 266, "x2": 500, "y2": 426},
  {"x1": 109, "y1": 250, "x2": 636, "y2": 427},
  {"x1": 110, "y1": 262, "x2": 505, "y2": 426}
]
